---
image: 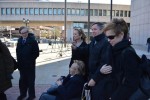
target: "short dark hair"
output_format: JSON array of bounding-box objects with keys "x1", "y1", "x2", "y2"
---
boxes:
[{"x1": 91, "y1": 22, "x2": 104, "y2": 30}]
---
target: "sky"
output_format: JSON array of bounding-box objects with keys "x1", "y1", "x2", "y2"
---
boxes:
[{"x1": 39, "y1": 0, "x2": 131, "y2": 5}]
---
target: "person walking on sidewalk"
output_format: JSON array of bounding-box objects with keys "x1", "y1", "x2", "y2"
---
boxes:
[
  {"x1": 147, "y1": 37, "x2": 150, "y2": 52},
  {"x1": 0, "y1": 40, "x2": 14, "y2": 100},
  {"x1": 103, "y1": 18, "x2": 141, "y2": 100},
  {"x1": 16, "y1": 26, "x2": 39, "y2": 100}
]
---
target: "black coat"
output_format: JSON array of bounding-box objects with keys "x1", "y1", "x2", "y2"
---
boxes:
[
  {"x1": 111, "y1": 39, "x2": 141, "y2": 100},
  {"x1": 16, "y1": 35, "x2": 39, "y2": 69},
  {"x1": 69, "y1": 41, "x2": 87, "y2": 68},
  {"x1": 76, "y1": 33, "x2": 113, "y2": 100},
  {"x1": 56, "y1": 74, "x2": 85, "y2": 100}
]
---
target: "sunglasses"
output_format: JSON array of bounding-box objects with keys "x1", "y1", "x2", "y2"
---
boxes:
[{"x1": 107, "y1": 35, "x2": 116, "y2": 40}]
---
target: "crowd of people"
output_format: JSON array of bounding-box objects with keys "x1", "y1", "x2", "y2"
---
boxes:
[{"x1": 0, "y1": 18, "x2": 149, "y2": 100}]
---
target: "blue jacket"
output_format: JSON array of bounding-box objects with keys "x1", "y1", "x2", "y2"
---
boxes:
[{"x1": 56, "y1": 74, "x2": 85, "y2": 100}]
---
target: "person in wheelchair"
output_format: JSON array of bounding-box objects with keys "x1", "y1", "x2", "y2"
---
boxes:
[{"x1": 39, "y1": 60, "x2": 86, "y2": 100}]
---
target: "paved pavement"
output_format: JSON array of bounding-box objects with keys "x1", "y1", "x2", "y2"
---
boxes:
[{"x1": 5, "y1": 43, "x2": 150, "y2": 100}]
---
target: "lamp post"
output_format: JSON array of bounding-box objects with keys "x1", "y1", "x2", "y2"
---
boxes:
[{"x1": 22, "y1": 18, "x2": 30, "y2": 27}]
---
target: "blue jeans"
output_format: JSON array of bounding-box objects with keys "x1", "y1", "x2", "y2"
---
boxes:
[
  {"x1": 47, "y1": 83, "x2": 58, "y2": 94},
  {"x1": 39, "y1": 92, "x2": 56, "y2": 100}
]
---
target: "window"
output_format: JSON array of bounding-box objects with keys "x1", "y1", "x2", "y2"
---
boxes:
[
  {"x1": 53, "y1": 8, "x2": 57, "y2": 15},
  {"x1": 103, "y1": 10, "x2": 107, "y2": 16},
  {"x1": 73, "y1": 22, "x2": 84, "y2": 28},
  {"x1": 67, "y1": 8, "x2": 71, "y2": 15},
  {"x1": 72, "y1": 8, "x2": 76, "y2": 15},
  {"x1": 115, "y1": 10, "x2": 119, "y2": 17},
  {"x1": 6, "y1": 8, "x2": 11, "y2": 15},
  {"x1": 120, "y1": 10, "x2": 123, "y2": 17},
  {"x1": 80, "y1": 9, "x2": 85, "y2": 16},
  {"x1": 39, "y1": 8, "x2": 43, "y2": 15},
  {"x1": 128, "y1": 11, "x2": 130, "y2": 17},
  {"x1": 48, "y1": 8, "x2": 53, "y2": 15},
  {"x1": 58, "y1": 8, "x2": 61, "y2": 15},
  {"x1": 85, "y1": 9, "x2": 88, "y2": 16},
  {"x1": 94, "y1": 9, "x2": 98, "y2": 16},
  {"x1": 99, "y1": 9, "x2": 102, "y2": 16},
  {"x1": 11, "y1": 8, "x2": 15, "y2": 15},
  {"x1": 90, "y1": 9, "x2": 93, "y2": 16},
  {"x1": 16, "y1": 8, "x2": 20, "y2": 15},
  {"x1": 1, "y1": 8, "x2": 5, "y2": 15},
  {"x1": 29, "y1": 8, "x2": 34, "y2": 15},
  {"x1": 124, "y1": 11, "x2": 127, "y2": 17},
  {"x1": 20, "y1": 8, "x2": 25, "y2": 15},
  {"x1": 35, "y1": 8, "x2": 39, "y2": 15},
  {"x1": 62, "y1": 8, "x2": 64, "y2": 15},
  {"x1": 76, "y1": 9, "x2": 80, "y2": 15},
  {"x1": 112, "y1": 10, "x2": 115, "y2": 16},
  {"x1": 44, "y1": 8, "x2": 48, "y2": 15},
  {"x1": 106, "y1": 10, "x2": 110, "y2": 16},
  {"x1": 25, "y1": 8, "x2": 29, "y2": 15}
]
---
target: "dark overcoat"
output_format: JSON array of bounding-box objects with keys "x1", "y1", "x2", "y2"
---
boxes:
[
  {"x1": 16, "y1": 36, "x2": 39, "y2": 69},
  {"x1": 111, "y1": 39, "x2": 141, "y2": 100},
  {"x1": 0, "y1": 41, "x2": 14, "y2": 92},
  {"x1": 76, "y1": 33, "x2": 113, "y2": 100},
  {"x1": 69, "y1": 41, "x2": 87, "y2": 68}
]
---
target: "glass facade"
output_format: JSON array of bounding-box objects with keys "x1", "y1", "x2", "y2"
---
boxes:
[{"x1": 0, "y1": 7, "x2": 131, "y2": 18}]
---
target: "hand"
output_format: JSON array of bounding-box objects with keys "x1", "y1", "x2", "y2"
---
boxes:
[
  {"x1": 100, "y1": 64, "x2": 112, "y2": 74},
  {"x1": 56, "y1": 80, "x2": 62, "y2": 86},
  {"x1": 71, "y1": 41, "x2": 77, "y2": 50},
  {"x1": 88, "y1": 79, "x2": 96, "y2": 87}
]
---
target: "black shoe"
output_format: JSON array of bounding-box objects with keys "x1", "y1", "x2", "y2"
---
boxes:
[
  {"x1": 26, "y1": 96, "x2": 35, "y2": 100},
  {"x1": 17, "y1": 95, "x2": 26, "y2": 100}
]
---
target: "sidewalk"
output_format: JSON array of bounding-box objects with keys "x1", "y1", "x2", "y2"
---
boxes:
[{"x1": 5, "y1": 44, "x2": 150, "y2": 100}]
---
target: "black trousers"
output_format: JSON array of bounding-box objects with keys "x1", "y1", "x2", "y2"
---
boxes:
[
  {"x1": 0, "y1": 92, "x2": 7, "y2": 100},
  {"x1": 19, "y1": 68, "x2": 35, "y2": 98}
]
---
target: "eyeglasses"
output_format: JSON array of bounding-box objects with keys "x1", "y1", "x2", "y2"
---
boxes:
[
  {"x1": 106, "y1": 35, "x2": 116, "y2": 40},
  {"x1": 21, "y1": 32, "x2": 28, "y2": 34}
]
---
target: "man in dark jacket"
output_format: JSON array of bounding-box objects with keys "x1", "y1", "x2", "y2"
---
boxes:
[
  {"x1": 72, "y1": 22, "x2": 113, "y2": 100},
  {"x1": 16, "y1": 26, "x2": 39, "y2": 100},
  {"x1": 147, "y1": 37, "x2": 150, "y2": 52}
]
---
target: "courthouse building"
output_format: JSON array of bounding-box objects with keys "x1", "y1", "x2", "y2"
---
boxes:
[{"x1": 0, "y1": 0, "x2": 130, "y2": 41}]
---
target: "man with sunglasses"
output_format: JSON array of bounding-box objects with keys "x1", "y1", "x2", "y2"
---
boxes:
[
  {"x1": 16, "y1": 26, "x2": 39, "y2": 100},
  {"x1": 72, "y1": 22, "x2": 113, "y2": 100}
]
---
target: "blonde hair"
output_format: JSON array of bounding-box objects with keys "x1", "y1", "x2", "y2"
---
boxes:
[{"x1": 73, "y1": 60, "x2": 85, "y2": 76}]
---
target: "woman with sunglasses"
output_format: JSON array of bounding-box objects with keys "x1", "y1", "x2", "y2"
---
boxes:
[{"x1": 102, "y1": 18, "x2": 141, "y2": 100}]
